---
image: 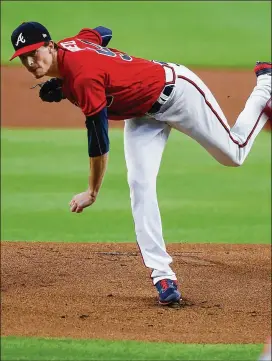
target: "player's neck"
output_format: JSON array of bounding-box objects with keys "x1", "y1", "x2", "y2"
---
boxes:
[{"x1": 46, "y1": 50, "x2": 62, "y2": 78}]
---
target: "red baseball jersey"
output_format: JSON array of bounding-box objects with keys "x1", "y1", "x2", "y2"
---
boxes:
[{"x1": 57, "y1": 28, "x2": 165, "y2": 120}]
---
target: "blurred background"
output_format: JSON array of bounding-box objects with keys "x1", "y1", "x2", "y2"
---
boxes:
[{"x1": 1, "y1": 1, "x2": 271, "y2": 66}]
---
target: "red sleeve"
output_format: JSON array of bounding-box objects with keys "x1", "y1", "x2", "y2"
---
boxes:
[
  {"x1": 77, "y1": 28, "x2": 102, "y2": 46},
  {"x1": 74, "y1": 75, "x2": 107, "y2": 117}
]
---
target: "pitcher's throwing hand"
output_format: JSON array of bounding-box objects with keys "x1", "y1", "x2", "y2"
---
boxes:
[{"x1": 70, "y1": 191, "x2": 96, "y2": 213}]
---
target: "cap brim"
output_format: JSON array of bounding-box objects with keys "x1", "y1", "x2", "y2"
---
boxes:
[{"x1": 9, "y1": 42, "x2": 45, "y2": 61}]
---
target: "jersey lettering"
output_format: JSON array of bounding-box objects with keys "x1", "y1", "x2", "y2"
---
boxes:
[
  {"x1": 152, "y1": 60, "x2": 168, "y2": 65},
  {"x1": 79, "y1": 39, "x2": 116, "y2": 57},
  {"x1": 77, "y1": 39, "x2": 132, "y2": 61},
  {"x1": 119, "y1": 53, "x2": 132, "y2": 62},
  {"x1": 59, "y1": 40, "x2": 83, "y2": 52}
]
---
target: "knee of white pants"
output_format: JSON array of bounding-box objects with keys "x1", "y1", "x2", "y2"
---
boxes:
[
  {"x1": 229, "y1": 161, "x2": 242, "y2": 167},
  {"x1": 127, "y1": 171, "x2": 156, "y2": 192},
  {"x1": 128, "y1": 176, "x2": 147, "y2": 194},
  {"x1": 212, "y1": 137, "x2": 244, "y2": 167},
  {"x1": 208, "y1": 146, "x2": 243, "y2": 167},
  {"x1": 128, "y1": 177, "x2": 157, "y2": 213},
  {"x1": 220, "y1": 156, "x2": 243, "y2": 167}
]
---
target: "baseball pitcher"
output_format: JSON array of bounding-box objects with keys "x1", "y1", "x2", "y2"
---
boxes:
[{"x1": 10, "y1": 22, "x2": 271, "y2": 307}]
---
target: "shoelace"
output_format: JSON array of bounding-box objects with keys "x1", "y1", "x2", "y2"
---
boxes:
[{"x1": 160, "y1": 279, "x2": 171, "y2": 290}]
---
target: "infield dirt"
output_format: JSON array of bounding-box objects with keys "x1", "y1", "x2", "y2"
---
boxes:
[
  {"x1": 2, "y1": 66, "x2": 271, "y2": 129},
  {"x1": 1, "y1": 66, "x2": 271, "y2": 343},
  {"x1": 1, "y1": 242, "x2": 271, "y2": 344}
]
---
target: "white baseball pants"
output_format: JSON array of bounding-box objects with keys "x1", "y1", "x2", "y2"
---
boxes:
[{"x1": 124, "y1": 64, "x2": 271, "y2": 285}]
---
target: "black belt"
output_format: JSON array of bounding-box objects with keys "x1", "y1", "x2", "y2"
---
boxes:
[{"x1": 147, "y1": 84, "x2": 175, "y2": 115}]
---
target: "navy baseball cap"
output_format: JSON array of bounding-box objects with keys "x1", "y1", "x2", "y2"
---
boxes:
[{"x1": 10, "y1": 22, "x2": 51, "y2": 61}]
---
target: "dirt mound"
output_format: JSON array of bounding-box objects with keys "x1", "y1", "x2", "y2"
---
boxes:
[{"x1": 1, "y1": 242, "x2": 271, "y2": 343}]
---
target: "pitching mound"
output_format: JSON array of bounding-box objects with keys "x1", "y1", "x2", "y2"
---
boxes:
[{"x1": 1, "y1": 242, "x2": 271, "y2": 343}]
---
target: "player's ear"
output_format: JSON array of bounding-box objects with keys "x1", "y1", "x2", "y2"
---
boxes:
[{"x1": 46, "y1": 40, "x2": 55, "y2": 53}]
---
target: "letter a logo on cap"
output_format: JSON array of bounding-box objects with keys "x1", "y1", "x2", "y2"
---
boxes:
[{"x1": 15, "y1": 33, "x2": 26, "y2": 47}]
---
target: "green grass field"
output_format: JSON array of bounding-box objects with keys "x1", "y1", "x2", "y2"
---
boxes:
[
  {"x1": 1, "y1": 1, "x2": 271, "y2": 67},
  {"x1": 1, "y1": 337, "x2": 264, "y2": 361},
  {"x1": 1, "y1": 129, "x2": 271, "y2": 244}
]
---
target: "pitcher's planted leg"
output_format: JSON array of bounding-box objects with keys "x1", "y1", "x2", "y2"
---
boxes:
[{"x1": 124, "y1": 116, "x2": 181, "y2": 305}]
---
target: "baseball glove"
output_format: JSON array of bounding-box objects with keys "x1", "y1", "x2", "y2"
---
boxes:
[{"x1": 39, "y1": 78, "x2": 66, "y2": 103}]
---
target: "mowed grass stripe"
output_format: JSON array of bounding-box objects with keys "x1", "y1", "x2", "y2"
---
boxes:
[
  {"x1": 1, "y1": 337, "x2": 264, "y2": 361},
  {"x1": 1, "y1": 1, "x2": 270, "y2": 67},
  {"x1": 1, "y1": 129, "x2": 270, "y2": 243}
]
